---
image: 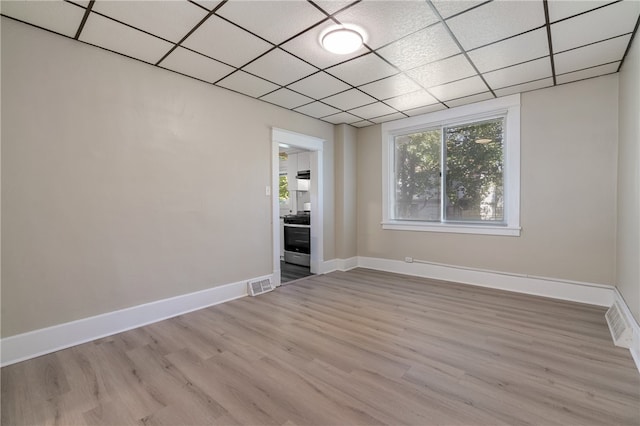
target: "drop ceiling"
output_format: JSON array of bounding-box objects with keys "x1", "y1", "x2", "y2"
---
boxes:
[{"x1": 2, "y1": 0, "x2": 638, "y2": 128}]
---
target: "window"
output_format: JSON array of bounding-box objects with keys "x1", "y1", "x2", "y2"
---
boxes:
[
  {"x1": 394, "y1": 116, "x2": 505, "y2": 222},
  {"x1": 279, "y1": 174, "x2": 290, "y2": 208},
  {"x1": 382, "y1": 94, "x2": 521, "y2": 236}
]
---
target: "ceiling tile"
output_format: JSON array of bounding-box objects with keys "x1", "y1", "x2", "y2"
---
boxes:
[
  {"x1": 216, "y1": 1, "x2": 326, "y2": 45},
  {"x1": 313, "y1": 1, "x2": 358, "y2": 15},
  {"x1": 405, "y1": 54, "x2": 476, "y2": 89},
  {"x1": 431, "y1": 0, "x2": 485, "y2": 19},
  {"x1": 358, "y1": 74, "x2": 421, "y2": 100},
  {"x1": 326, "y1": 53, "x2": 397, "y2": 86},
  {"x1": 351, "y1": 120, "x2": 374, "y2": 128},
  {"x1": 348, "y1": 102, "x2": 397, "y2": 120},
  {"x1": 548, "y1": 1, "x2": 616, "y2": 23},
  {"x1": 261, "y1": 88, "x2": 313, "y2": 109},
  {"x1": 294, "y1": 102, "x2": 341, "y2": 118},
  {"x1": 182, "y1": 14, "x2": 272, "y2": 67},
  {"x1": 554, "y1": 35, "x2": 630, "y2": 74},
  {"x1": 7, "y1": 0, "x2": 634, "y2": 125},
  {"x1": 447, "y1": 0, "x2": 546, "y2": 50},
  {"x1": 334, "y1": 0, "x2": 438, "y2": 49},
  {"x1": 429, "y1": 76, "x2": 488, "y2": 102},
  {"x1": 494, "y1": 77, "x2": 554, "y2": 97},
  {"x1": 467, "y1": 28, "x2": 549, "y2": 73},
  {"x1": 91, "y1": 0, "x2": 206, "y2": 43},
  {"x1": 404, "y1": 103, "x2": 447, "y2": 116},
  {"x1": 370, "y1": 112, "x2": 406, "y2": 124},
  {"x1": 384, "y1": 90, "x2": 438, "y2": 111},
  {"x1": 243, "y1": 48, "x2": 318, "y2": 86},
  {"x1": 551, "y1": 1, "x2": 640, "y2": 53},
  {"x1": 160, "y1": 47, "x2": 233, "y2": 84},
  {"x1": 446, "y1": 91, "x2": 494, "y2": 108},
  {"x1": 322, "y1": 112, "x2": 361, "y2": 124},
  {"x1": 377, "y1": 23, "x2": 460, "y2": 70},
  {"x1": 281, "y1": 20, "x2": 368, "y2": 70},
  {"x1": 483, "y1": 57, "x2": 552, "y2": 90},
  {"x1": 0, "y1": 0, "x2": 85, "y2": 38},
  {"x1": 80, "y1": 13, "x2": 173, "y2": 64},
  {"x1": 556, "y1": 62, "x2": 620, "y2": 85},
  {"x1": 322, "y1": 89, "x2": 377, "y2": 110},
  {"x1": 287, "y1": 72, "x2": 351, "y2": 99},
  {"x1": 192, "y1": 1, "x2": 222, "y2": 11},
  {"x1": 216, "y1": 70, "x2": 279, "y2": 98}
]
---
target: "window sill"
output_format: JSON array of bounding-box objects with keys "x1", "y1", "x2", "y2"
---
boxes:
[{"x1": 381, "y1": 221, "x2": 521, "y2": 236}]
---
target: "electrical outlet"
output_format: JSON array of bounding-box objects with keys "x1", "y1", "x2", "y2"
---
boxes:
[
  {"x1": 404, "y1": 257, "x2": 413, "y2": 263},
  {"x1": 265, "y1": 186, "x2": 271, "y2": 196}
]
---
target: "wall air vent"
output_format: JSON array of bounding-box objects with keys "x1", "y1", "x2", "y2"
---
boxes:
[
  {"x1": 248, "y1": 278, "x2": 274, "y2": 297},
  {"x1": 605, "y1": 302, "x2": 632, "y2": 349}
]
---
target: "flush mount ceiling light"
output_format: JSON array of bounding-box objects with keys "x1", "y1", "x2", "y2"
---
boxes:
[
  {"x1": 321, "y1": 25, "x2": 365, "y2": 55},
  {"x1": 475, "y1": 138, "x2": 493, "y2": 144}
]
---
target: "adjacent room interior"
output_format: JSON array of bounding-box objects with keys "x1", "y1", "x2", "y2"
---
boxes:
[{"x1": 1, "y1": 0, "x2": 639, "y2": 424}]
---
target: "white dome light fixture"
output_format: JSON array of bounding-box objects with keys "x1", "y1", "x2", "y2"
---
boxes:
[{"x1": 321, "y1": 26, "x2": 364, "y2": 55}]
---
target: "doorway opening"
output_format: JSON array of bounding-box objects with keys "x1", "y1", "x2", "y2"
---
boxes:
[
  {"x1": 272, "y1": 128, "x2": 324, "y2": 287},
  {"x1": 279, "y1": 146, "x2": 313, "y2": 283}
]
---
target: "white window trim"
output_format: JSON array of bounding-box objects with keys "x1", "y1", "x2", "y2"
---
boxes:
[{"x1": 381, "y1": 94, "x2": 521, "y2": 237}]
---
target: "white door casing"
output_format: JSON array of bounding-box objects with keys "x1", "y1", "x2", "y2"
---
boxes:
[{"x1": 272, "y1": 128, "x2": 324, "y2": 286}]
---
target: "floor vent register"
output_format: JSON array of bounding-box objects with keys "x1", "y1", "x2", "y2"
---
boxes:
[
  {"x1": 248, "y1": 278, "x2": 274, "y2": 296},
  {"x1": 606, "y1": 301, "x2": 633, "y2": 349}
]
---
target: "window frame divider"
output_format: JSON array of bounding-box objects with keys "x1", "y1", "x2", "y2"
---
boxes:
[{"x1": 381, "y1": 94, "x2": 521, "y2": 237}]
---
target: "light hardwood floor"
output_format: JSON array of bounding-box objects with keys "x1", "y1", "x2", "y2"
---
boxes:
[{"x1": 2, "y1": 268, "x2": 639, "y2": 425}]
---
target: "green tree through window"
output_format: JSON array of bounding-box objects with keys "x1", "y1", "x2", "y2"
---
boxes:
[
  {"x1": 395, "y1": 129, "x2": 441, "y2": 220},
  {"x1": 394, "y1": 117, "x2": 504, "y2": 222},
  {"x1": 279, "y1": 175, "x2": 289, "y2": 203},
  {"x1": 445, "y1": 118, "x2": 504, "y2": 221}
]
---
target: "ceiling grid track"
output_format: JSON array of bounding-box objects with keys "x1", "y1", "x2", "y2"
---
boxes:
[
  {"x1": 73, "y1": 0, "x2": 94, "y2": 40},
  {"x1": 426, "y1": 0, "x2": 497, "y2": 99},
  {"x1": 155, "y1": 1, "x2": 229, "y2": 66},
  {"x1": 2, "y1": 0, "x2": 637, "y2": 128},
  {"x1": 617, "y1": 15, "x2": 640, "y2": 72},
  {"x1": 543, "y1": 0, "x2": 558, "y2": 85}
]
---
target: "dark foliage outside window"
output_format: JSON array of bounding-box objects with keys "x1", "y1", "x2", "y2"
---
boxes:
[{"x1": 394, "y1": 117, "x2": 504, "y2": 223}]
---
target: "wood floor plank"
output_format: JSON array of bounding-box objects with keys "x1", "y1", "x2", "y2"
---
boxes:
[
  {"x1": 2, "y1": 268, "x2": 638, "y2": 425},
  {"x1": 126, "y1": 344, "x2": 227, "y2": 421}
]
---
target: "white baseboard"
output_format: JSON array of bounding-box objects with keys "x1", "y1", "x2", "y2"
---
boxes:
[
  {"x1": 354, "y1": 256, "x2": 638, "y2": 372},
  {"x1": 4, "y1": 258, "x2": 634, "y2": 372},
  {"x1": 0, "y1": 274, "x2": 271, "y2": 367},
  {"x1": 321, "y1": 257, "x2": 358, "y2": 274},
  {"x1": 356, "y1": 256, "x2": 640, "y2": 369},
  {"x1": 272, "y1": 268, "x2": 282, "y2": 287},
  {"x1": 320, "y1": 259, "x2": 338, "y2": 274},
  {"x1": 356, "y1": 256, "x2": 615, "y2": 307},
  {"x1": 339, "y1": 257, "x2": 359, "y2": 271},
  {"x1": 612, "y1": 288, "x2": 640, "y2": 373}
]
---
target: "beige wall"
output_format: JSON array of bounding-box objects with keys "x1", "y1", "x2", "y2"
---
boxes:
[
  {"x1": 334, "y1": 124, "x2": 357, "y2": 259},
  {"x1": 1, "y1": 15, "x2": 631, "y2": 339},
  {"x1": 1, "y1": 19, "x2": 334, "y2": 337},
  {"x1": 357, "y1": 75, "x2": 619, "y2": 286},
  {"x1": 617, "y1": 35, "x2": 640, "y2": 323}
]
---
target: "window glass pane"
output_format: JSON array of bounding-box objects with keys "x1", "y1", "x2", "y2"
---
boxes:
[
  {"x1": 394, "y1": 129, "x2": 441, "y2": 220},
  {"x1": 444, "y1": 117, "x2": 504, "y2": 222},
  {"x1": 279, "y1": 174, "x2": 289, "y2": 208}
]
